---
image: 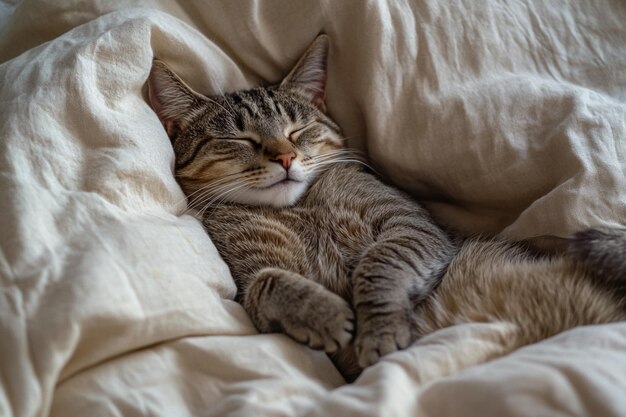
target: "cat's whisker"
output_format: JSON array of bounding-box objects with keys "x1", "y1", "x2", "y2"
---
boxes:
[
  {"x1": 307, "y1": 149, "x2": 365, "y2": 162},
  {"x1": 188, "y1": 181, "x2": 246, "y2": 214},
  {"x1": 199, "y1": 182, "x2": 251, "y2": 217},
  {"x1": 202, "y1": 187, "x2": 247, "y2": 217},
  {"x1": 185, "y1": 181, "x2": 238, "y2": 209},
  {"x1": 185, "y1": 181, "x2": 244, "y2": 213},
  {"x1": 303, "y1": 152, "x2": 346, "y2": 165},
  {"x1": 192, "y1": 176, "x2": 252, "y2": 206},
  {"x1": 183, "y1": 166, "x2": 268, "y2": 213},
  {"x1": 313, "y1": 149, "x2": 374, "y2": 170},
  {"x1": 174, "y1": 180, "x2": 230, "y2": 210},
  {"x1": 174, "y1": 169, "x2": 260, "y2": 213},
  {"x1": 172, "y1": 184, "x2": 225, "y2": 214},
  {"x1": 307, "y1": 152, "x2": 377, "y2": 174},
  {"x1": 313, "y1": 156, "x2": 369, "y2": 165},
  {"x1": 320, "y1": 158, "x2": 375, "y2": 170}
]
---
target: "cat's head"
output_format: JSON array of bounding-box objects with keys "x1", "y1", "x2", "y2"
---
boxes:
[{"x1": 148, "y1": 35, "x2": 345, "y2": 208}]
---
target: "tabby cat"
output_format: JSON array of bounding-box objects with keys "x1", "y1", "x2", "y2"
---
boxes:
[{"x1": 148, "y1": 35, "x2": 626, "y2": 381}]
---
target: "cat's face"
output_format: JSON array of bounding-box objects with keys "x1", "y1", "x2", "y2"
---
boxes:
[{"x1": 149, "y1": 35, "x2": 344, "y2": 208}]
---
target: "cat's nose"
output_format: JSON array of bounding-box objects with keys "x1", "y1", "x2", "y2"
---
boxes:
[{"x1": 270, "y1": 152, "x2": 296, "y2": 170}]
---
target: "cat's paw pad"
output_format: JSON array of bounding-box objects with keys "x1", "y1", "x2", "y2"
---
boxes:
[
  {"x1": 354, "y1": 311, "x2": 411, "y2": 368},
  {"x1": 285, "y1": 294, "x2": 354, "y2": 353}
]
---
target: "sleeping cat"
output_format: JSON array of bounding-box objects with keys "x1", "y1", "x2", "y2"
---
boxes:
[{"x1": 148, "y1": 35, "x2": 626, "y2": 381}]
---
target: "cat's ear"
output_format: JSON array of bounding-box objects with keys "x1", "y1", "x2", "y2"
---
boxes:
[
  {"x1": 280, "y1": 34, "x2": 329, "y2": 112},
  {"x1": 148, "y1": 59, "x2": 207, "y2": 137}
]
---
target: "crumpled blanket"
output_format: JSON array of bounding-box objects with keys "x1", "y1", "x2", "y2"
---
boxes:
[{"x1": 1, "y1": 1, "x2": 625, "y2": 416}]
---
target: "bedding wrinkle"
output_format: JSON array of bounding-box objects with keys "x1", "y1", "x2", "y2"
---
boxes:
[{"x1": 0, "y1": 289, "x2": 41, "y2": 417}]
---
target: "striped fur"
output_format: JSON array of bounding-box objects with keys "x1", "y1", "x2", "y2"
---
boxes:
[{"x1": 149, "y1": 36, "x2": 626, "y2": 381}]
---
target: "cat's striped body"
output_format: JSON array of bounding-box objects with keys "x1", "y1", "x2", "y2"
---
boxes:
[
  {"x1": 205, "y1": 163, "x2": 455, "y2": 377},
  {"x1": 206, "y1": 163, "x2": 452, "y2": 302},
  {"x1": 149, "y1": 35, "x2": 626, "y2": 381}
]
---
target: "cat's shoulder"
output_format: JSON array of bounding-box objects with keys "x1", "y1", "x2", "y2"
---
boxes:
[
  {"x1": 302, "y1": 162, "x2": 397, "y2": 206},
  {"x1": 314, "y1": 163, "x2": 380, "y2": 189}
]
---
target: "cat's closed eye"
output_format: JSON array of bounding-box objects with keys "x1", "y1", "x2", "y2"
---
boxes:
[
  {"x1": 288, "y1": 124, "x2": 313, "y2": 141},
  {"x1": 226, "y1": 137, "x2": 260, "y2": 147}
]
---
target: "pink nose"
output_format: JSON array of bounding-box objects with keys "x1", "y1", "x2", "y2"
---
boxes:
[{"x1": 271, "y1": 152, "x2": 296, "y2": 169}]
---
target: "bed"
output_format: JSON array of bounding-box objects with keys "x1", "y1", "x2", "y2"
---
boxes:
[{"x1": 1, "y1": 1, "x2": 626, "y2": 416}]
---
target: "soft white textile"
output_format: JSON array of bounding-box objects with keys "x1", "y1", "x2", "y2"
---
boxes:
[{"x1": 1, "y1": 1, "x2": 625, "y2": 416}]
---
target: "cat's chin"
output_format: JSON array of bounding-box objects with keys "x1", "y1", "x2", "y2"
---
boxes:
[{"x1": 233, "y1": 180, "x2": 308, "y2": 208}]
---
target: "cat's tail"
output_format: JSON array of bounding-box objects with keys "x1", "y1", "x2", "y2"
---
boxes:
[{"x1": 568, "y1": 227, "x2": 626, "y2": 287}]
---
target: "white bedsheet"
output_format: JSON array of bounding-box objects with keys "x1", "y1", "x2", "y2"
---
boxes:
[{"x1": 1, "y1": 1, "x2": 626, "y2": 416}]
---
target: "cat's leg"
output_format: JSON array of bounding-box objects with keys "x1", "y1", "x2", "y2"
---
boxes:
[
  {"x1": 352, "y1": 214, "x2": 455, "y2": 368},
  {"x1": 243, "y1": 267, "x2": 354, "y2": 353}
]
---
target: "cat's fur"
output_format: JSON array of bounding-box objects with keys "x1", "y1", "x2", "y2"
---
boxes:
[{"x1": 148, "y1": 35, "x2": 626, "y2": 381}]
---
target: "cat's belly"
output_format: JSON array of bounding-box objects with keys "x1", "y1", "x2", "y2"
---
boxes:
[
  {"x1": 300, "y1": 212, "x2": 372, "y2": 301},
  {"x1": 284, "y1": 203, "x2": 374, "y2": 300},
  {"x1": 204, "y1": 203, "x2": 373, "y2": 300}
]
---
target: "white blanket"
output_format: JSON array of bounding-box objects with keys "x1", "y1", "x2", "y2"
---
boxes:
[{"x1": 1, "y1": 1, "x2": 626, "y2": 416}]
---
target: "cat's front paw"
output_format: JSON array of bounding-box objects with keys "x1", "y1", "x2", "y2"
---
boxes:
[
  {"x1": 283, "y1": 290, "x2": 355, "y2": 353},
  {"x1": 354, "y1": 310, "x2": 412, "y2": 368}
]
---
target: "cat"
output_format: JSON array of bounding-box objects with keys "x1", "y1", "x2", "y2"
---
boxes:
[{"x1": 148, "y1": 35, "x2": 626, "y2": 381}]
